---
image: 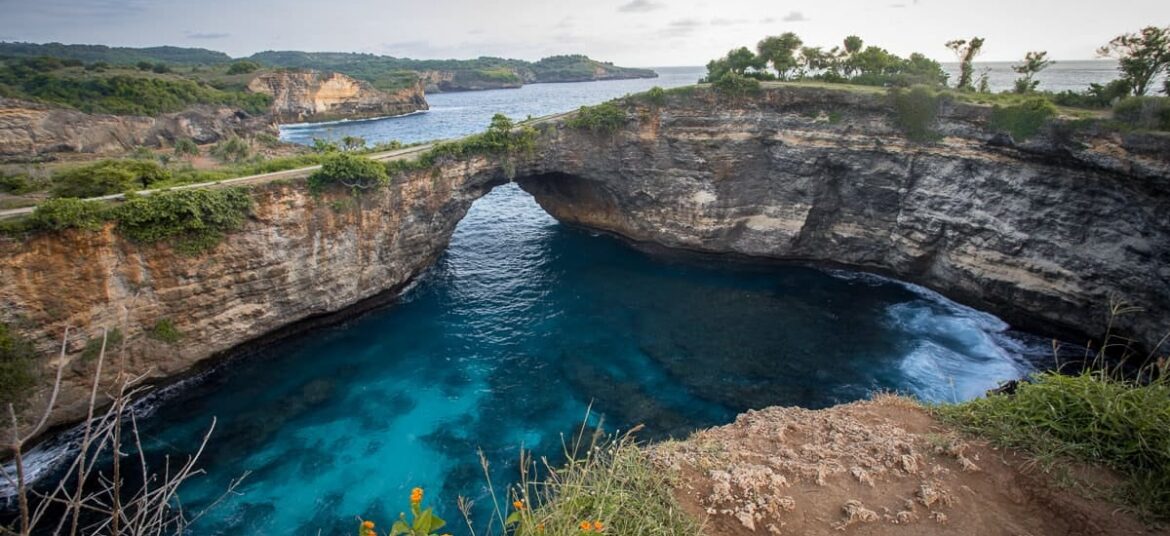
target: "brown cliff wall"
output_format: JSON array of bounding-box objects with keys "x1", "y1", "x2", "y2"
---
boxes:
[{"x1": 248, "y1": 70, "x2": 428, "y2": 123}]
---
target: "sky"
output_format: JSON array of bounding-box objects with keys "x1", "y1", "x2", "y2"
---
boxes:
[{"x1": 0, "y1": 0, "x2": 1165, "y2": 66}]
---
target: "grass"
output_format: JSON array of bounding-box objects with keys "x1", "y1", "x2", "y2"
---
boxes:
[
  {"x1": 936, "y1": 366, "x2": 1170, "y2": 520},
  {"x1": 0, "y1": 322, "x2": 38, "y2": 408},
  {"x1": 565, "y1": 102, "x2": 628, "y2": 134},
  {"x1": 147, "y1": 318, "x2": 183, "y2": 344},
  {"x1": 989, "y1": 97, "x2": 1058, "y2": 141},
  {"x1": 451, "y1": 416, "x2": 702, "y2": 536}
]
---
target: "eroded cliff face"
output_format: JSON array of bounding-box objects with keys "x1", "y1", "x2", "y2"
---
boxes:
[
  {"x1": 0, "y1": 98, "x2": 274, "y2": 159},
  {"x1": 521, "y1": 86, "x2": 1170, "y2": 353},
  {"x1": 0, "y1": 154, "x2": 508, "y2": 430},
  {"x1": 248, "y1": 70, "x2": 427, "y2": 123},
  {"x1": 1, "y1": 85, "x2": 1168, "y2": 435}
]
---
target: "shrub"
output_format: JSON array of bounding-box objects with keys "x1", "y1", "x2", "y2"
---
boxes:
[
  {"x1": 711, "y1": 72, "x2": 761, "y2": 98},
  {"x1": 307, "y1": 153, "x2": 390, "y2": 192},
  {"x1": 990, "y1": 97, "x2": 1058, "y2": 141},
  {"x1": 311, "y1": 138, "x2": 340, "y2": 154},
  {"x1": 254, "y1": 132, "x2": 282, "y2": 147},
  {"x1": 937, "y1": 370, "x2": 1170, "y2": 519},
  {"x1": 0, "y1": 173, "x2": 37, "y2": 194},
  {"x1": 27, "y1": 198, "x2": 109, "y2": 231},
  {"x1": 890, "y1": 85, "x2": 943, "y2": 142},
  {"x1": 566, "y1": 102, "x2": 627, "y2": 133},
  {"x1": 147, "y1": 318, "x2": 183, "y2": 343},
  {"x1": 114, "y1": 188, "x2": 253, "y2": 254},
  {"x1": 1113, "y1": 96, "x2": 1170, "y2": 131},
  {"x1": 0, "y1": 322, "x2": 38, "y2": 408},
  {"x1": 173, "y1": 138, "x2": 200, "y2": 157},
  {"x1": 644, "y1": 85, "x2": 666, "y2": 106},
  {"x1": 51, "y1": 159, "x2": 172, "y2": 198},
  {"x1": 227, "y1": 60, "x2": 261, "y2": 75},
  {"x1": 210, "y1": 136, "x2": 251, "y2": 163}
]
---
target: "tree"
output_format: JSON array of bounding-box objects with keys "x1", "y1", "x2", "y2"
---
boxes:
[
  {"x1": 703, "y1": 47, "x2": 766, "y2": 82},
  {"x1": 173, "y1": 138, "x2": 200, "y2": 158},
  {"x1": 799, "y1": 47, "x2": 833, "y2": 77},
  {"x1": 136, "y1": 60, "x2": 153, "y2": 71},
  {"x1": 1012, "y1": 51, "x2": 1054, "y2": 93},
  {"x1": 841, "y1": 35, "x2": 864, "y2": 77},
  {"x1": 1097, "y1": 26, "x2": 1170, "y2": 96},
  {"x1": 51, "y1": 160, "x2": 172, "y2": 198},
  {"x1": 227, "y1": 60, "x2": 261, "y2": 75},
  {"x1": 341, "y1": 135, "x2": 366, "y2": 151},
  {"x1": 945, "y1": 37, "x2": 986, "y2": 91},
  {"x1": 758, "y1": 33, "x2": 803, "y2": 80}
]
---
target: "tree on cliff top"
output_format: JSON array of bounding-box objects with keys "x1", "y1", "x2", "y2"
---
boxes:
[
  {"x1": 946, "y1": 37, "x2": 985, "y2": 91},
  {"x1": 1098, "y1": 26, "x2": 1170, "y2": 96},
  {"x1": 758, "y1": 33, "x2": 804, "y2": 80},
  {"x1": 1012, "y1": 51, "x2": 1054, "y2": 93}
]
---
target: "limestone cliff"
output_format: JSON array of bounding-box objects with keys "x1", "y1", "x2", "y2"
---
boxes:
[
  {"x1": 520, "y1": 86, "x2": 1170, "y2": 353},
  {"x1": 0, "y1": 98, "x2": 274, "y2": 159},
  {"x1": 247, "y1": 70, "x2": 428, "y2": 123},
  {"x1": 1, "y1": 85, "x2": 1168, "y2": 436}
]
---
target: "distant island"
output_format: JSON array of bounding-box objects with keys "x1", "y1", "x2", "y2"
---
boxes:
[{"x1": 0, "y1": 42, "x2": 658, "y2": 93}]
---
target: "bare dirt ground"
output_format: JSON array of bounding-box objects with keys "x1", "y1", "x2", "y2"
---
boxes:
[{"x1": 653, "y1": 395, "x2": 1162, "y2": 536}]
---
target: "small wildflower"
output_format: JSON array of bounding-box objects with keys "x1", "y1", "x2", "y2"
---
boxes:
[
  {"x1": 593, "y1": 520, "x2": 605, "y2": 532},
  {"x1": 361, "y1": 520, "x2": 375, "y2": 529},
  {"x1": 410, "y1": 487, "x2": 424, "y2": 505},
  {"x1": 579, "y1": 520, "x2": 592, "y2": 531},
  {"x1": 512, "y1": 500, "x2": 525, "y2": 510},
  {"x1": 536, "y1": 523, "x2": 545, "y2": 533}
]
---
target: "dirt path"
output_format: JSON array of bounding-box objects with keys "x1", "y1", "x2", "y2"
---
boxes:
[{"x1": 653, "y1": 395, "x2": 1160, "y2": 536}]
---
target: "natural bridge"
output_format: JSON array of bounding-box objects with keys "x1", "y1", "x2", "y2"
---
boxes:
[{"x1": 2, "y1": 84, "x2": 1169, "y2": 431}]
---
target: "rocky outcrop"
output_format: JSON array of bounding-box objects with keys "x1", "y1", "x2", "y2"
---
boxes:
[
  {"x1": 1, "y1": 85, "x2": 1168, "y2": 435},
  {"x1": 0, "y1": 98, "x2": 274, "y2": 159},
  {"x1": 247, "y1": 70, "x2": 427, "y2": 123},
  {"x1": 520, "y1": 87, "x2": 1170, "y2": 353},
  {"x1": 417, "y1": 70, "x2": 522, "y2": 93}
]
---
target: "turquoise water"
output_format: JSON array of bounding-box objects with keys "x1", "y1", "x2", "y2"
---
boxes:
[{"x1": 100, "y1": 183, "x2": 1048, "y2": 535}]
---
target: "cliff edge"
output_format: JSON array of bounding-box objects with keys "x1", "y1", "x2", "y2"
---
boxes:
[{"x1": 247, "y1": 70, "x2": 428, "y2": 123}]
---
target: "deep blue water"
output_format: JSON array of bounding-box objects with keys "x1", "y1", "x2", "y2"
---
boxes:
[{"x1": 99, "y1": 184, "x2": 1049, "y2": 535}]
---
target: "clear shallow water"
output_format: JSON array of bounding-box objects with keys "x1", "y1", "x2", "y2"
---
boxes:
[{"x1": 91, "y1": 184, "x2": 1049, "y2": 535}]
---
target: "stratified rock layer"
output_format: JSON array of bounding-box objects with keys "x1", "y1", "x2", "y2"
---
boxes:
[
  {"x1": 1, "y1": 85, "x2": 1167, "y2": 434},
  {"x1": 247, "y1": 70, "x2": 427, "y2": 123},
  {"x1": 0, "y1": 97, "x2": 274, "y2": 158}
]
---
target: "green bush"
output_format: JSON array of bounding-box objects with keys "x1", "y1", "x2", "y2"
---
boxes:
[
  {"x1": 990, "y1": 97, "x2": 1058, "y2": 141},
  {"x1": 27, "y1": 198, "x2": 109, "y2": 231},
  {"x1": 173, "y1": 138, "x2": 200, "y2": 157},
  {"x1": 0, "y1": 70, "x2": 273, "y2": 116},
  {"x1": 565, "y1": 102, "x2": 627, "y2": 133},
  {"x1": 227, "y1": 60, "x2": 261, "y2": 75},
  {"x1": 890, "y1": 85, "x2": 943, "y2": 142},
  {"x1": 1113, "y1": 96, "x2": 1170, "y2": 131},
  {"x1": 644, "y1": 86, "x2": 666, "y2": 106},
  {"x1": 114, "y1": 188, "x2": 253, "y2": 254},
  {"x1": 210, "y1": 136, "x2": 251, "y2": 163},
  {"x1": 0, "y1": 173, "x2": 38, "y2": 194},
  {"x1": 307, "y1": 153, "x2": 390, "y2": 192},
  {"x1": 147, "y1": 318, "x2": 183, "y2": 343},
  {"x1": 51, "y1": 159, "x2": 172, "y2": 198},
  {"x1": 0, "y1": 322, "x2": 38, "y2": 408},
  {"x1": 711, "y1": 72, "x2": 761, "y2": 98}
]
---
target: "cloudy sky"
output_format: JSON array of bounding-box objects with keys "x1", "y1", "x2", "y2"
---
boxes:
[{"x1": 0, "y1": 0, "x2": 1163, "y2": 66}]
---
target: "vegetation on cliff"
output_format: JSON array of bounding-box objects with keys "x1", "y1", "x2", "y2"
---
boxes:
[
  {"x1": 308, "y1": 153, "x2": 390, "y2": 192},
  {"x1": 565, "y1": 102, "x2": 627, "y2": 133},
  {"x1": 246, "y1": 51, "x2": 655, "y2": 92},
  {"x1": 0, "y1": 42, "x2": 231, "y2": 65},
  {"x1": 0, "y1": 58, "x2": 271, "y2": 116},
  {"x1": 0, "y1": 321, "x2": 37, "y2": 407}
]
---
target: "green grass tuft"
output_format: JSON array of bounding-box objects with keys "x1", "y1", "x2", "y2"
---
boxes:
[
  {"x1": 147, "y1": 318, "x2": 183, "y2": 344},
  {"x1": 890, "y1": 85, "x2": 944, "y2": 142},
  {"x1": 565, "y1": 102, "x2": 627, "y2": 134},
  {"x1": 936, "y1": 370, "x2": 1170, "y2": 519}
]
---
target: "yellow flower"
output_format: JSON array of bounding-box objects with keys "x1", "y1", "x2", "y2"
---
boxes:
[
  {"x1": 593, "y1": 520, "x2": 605, "y2": 532},
  {"x1": 512, "y1": 500, "x2": 525, "y2": 510},
  {"x1": 362, "y1": 520, "x2": 375, "y2": 529},
  {"x1": 579, "y1": 520, "x2": 592, "y2": 531},
  {"x1": 410, "y1": 487, "x2": 424, "y2": 505}
]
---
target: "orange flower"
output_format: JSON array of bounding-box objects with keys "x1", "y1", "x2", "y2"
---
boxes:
[
  {"x1": 512, "y1": 500, "x2": 525, "y2": 510},
  {"x1": 579, "y1": 520, "x2": 592, "y2": 531},
  {"x1": 593, "y1": 521, "x2": 604, "y2": 532},
  {"x1": 410, "y1": 487, "x2": 424, "y2": 505},
  {"x1": 361, "y1": 520, "x2": 375, "y2": 529}
]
